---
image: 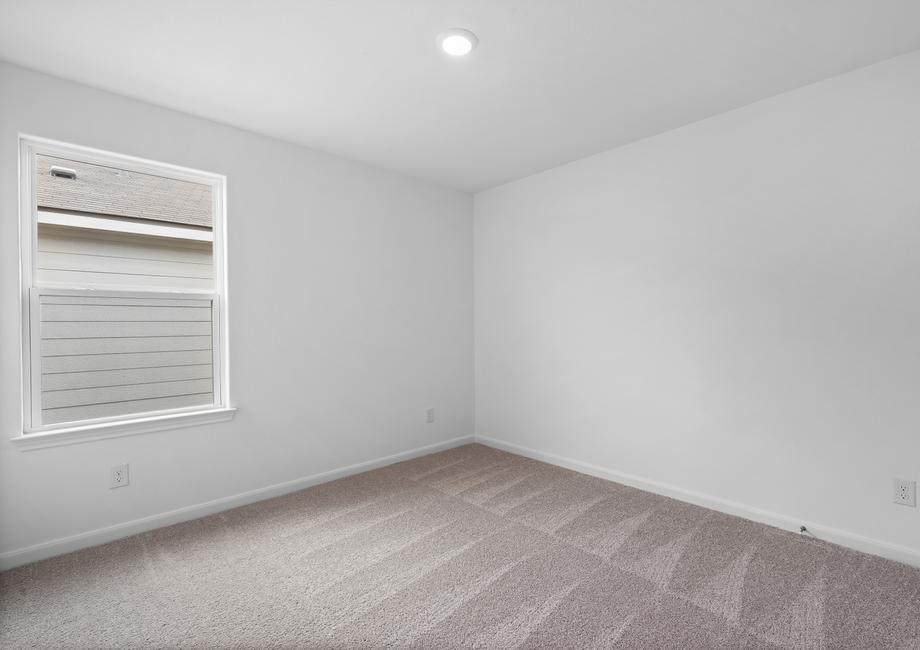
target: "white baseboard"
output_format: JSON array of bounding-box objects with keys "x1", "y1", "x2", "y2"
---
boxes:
[
  {"x1": 475, "y1": 434, "x2": 920, "y2": 569},
  {"x1": 0, "y1": 435, "x2": 475, "y2": 570}
]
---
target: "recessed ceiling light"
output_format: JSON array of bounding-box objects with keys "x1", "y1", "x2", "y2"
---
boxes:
[{"x1": 437, "y1": 28, "x2": 478, "y2": 57}]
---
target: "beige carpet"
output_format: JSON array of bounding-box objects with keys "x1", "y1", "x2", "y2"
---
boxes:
[{"x1": 2, "y1": 444, "x2": 919, "y2": 649}]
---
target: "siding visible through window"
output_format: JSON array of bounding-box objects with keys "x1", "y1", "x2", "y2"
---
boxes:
[{"x1": 19, "y1": 136, "x2": 229, "y2": 437}]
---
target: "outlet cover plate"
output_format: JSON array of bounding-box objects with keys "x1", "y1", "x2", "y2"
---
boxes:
[
  {"x1": 893, "y1": 478, "x2": 916, "y2": 507},
  {"x1": 110, "y1": 464, "x2": 129, "y2": 489}
]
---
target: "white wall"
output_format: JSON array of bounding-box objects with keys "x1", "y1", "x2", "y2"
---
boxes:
[
  {"x1": 0, "y1": 63, "x2": 473, "y2": 564},
  {"x1": 475, "y1": 51, "x2": 920, "y2": 562}
]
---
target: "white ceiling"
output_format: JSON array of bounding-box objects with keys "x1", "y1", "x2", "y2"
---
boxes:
[{"x1": 1, "y1": 1, "x2": 919, "y2": 192}]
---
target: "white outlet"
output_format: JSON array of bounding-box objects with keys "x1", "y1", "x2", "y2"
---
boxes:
[
  {"x1": 893, "y1": 478, "x2": 916, "y2": 507},
  {"x1": 426, "y1": 408, "x2": 435, "y2": 423},
  {"x1": 110, "y1": 464, "x2": 129, "y2": 489}
]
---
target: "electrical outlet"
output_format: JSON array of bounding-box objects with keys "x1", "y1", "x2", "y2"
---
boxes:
[
  {"x1": 110, "y1": 464, "x2": 129, "y2": 489},
  {"x1": 426, "y1": 408, "x2": 435, "y2": 424},
  {"x1": 893, "y1": 478, "x2": 916, "y2": 507}
]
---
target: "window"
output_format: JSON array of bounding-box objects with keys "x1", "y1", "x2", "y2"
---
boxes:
[{"x1": 17, "y1": 136, "x2": 232, "y2": 445}]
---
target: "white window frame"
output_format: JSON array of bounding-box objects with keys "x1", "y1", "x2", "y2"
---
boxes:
[{"x1": 13, "y1": 135, "x2": 234, "y2": 449}]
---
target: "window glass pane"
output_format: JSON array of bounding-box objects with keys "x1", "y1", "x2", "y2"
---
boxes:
[
  {"x1": 37, "y1": 223, "x2": 214, "y2": 292},
  {"x1": 36, "y1": 154, "x2": 213, "y2": 228},
  {"x1": 36, "y1": 290, "x2": 216, "y2": 426}
]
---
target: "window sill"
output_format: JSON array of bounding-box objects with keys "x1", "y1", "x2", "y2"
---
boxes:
[{"x1": 11, "y1": 407, "x2": 237, "y2": 451}]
